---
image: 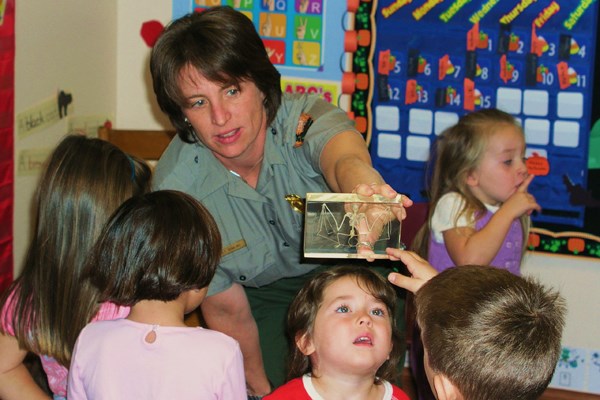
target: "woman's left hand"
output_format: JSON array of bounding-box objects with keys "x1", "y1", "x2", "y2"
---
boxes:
[
  {"x1": 352, "y1": 183, "x2": 413, "y2": 218},
  {"x1": 349, "y1": 183, "x2": 412, "y2": 259}
]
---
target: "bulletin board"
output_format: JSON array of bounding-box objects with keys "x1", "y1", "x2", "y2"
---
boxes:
[{"x1": 366, "y1": 0, "x2": 600, "y2": 258}]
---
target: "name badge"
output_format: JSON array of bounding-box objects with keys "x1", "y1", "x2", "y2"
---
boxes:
[{"x1": 222, "y1": 239, "x2": 247, "y2": 257}]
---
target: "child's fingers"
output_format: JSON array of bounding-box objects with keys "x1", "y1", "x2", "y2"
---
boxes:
[
  {"x1": 387, "y1": 248, "x2": 427, "y2": 265},
  {"x1": 526, "y1": 194, "x2": 542, "y2": 214},
  {"x1": 386, "y1": 248, "x2": 438, "y2": 288},
  {"x1": 518, "y1": 174, "x2": 535, "y2": 193},
  {"x1": 387, "y1": 272, "x2": 424, "y2": 293}
]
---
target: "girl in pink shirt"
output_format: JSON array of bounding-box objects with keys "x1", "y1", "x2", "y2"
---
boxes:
[{"x1": 68, "y1": 190, "x2": 246, "y2": 400}]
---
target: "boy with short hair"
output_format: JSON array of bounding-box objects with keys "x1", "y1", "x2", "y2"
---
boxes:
[{"x1": 386, "y1": 250, "x2": 566, "y2": 400}]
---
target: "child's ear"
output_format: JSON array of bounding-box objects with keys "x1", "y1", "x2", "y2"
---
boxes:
[
  {"x1": 466, "y1": 170, "x2": 479, "y2": 187},
  {"x1": 295, "y1": 332, "x2": 315, "y2": 356},
  {"x1": 432, "y1": 374, "x2": 463, "y2": 400}
]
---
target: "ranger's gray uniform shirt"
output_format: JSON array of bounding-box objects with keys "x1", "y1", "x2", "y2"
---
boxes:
[{"x1": 153, "y1": 94, "x2": 361, "y2": 296}]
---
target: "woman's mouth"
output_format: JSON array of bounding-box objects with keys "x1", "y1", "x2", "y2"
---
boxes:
[{"x1": 216, "y1": 128, "x2": 240, "y2": 144}]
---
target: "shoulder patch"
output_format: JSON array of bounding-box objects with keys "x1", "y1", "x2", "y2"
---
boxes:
[{"x1": 294, "y1": 112, "x2": 314, "y2": 148}]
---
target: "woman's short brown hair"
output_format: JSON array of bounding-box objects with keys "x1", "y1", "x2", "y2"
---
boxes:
[{"x1": 150, "y1": 6, "x2": 282, "y2": 143}]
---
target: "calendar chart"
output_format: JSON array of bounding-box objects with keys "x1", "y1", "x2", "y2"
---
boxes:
[{"x1": 369, "y1": 0, "x2": 598, "y2": 229}]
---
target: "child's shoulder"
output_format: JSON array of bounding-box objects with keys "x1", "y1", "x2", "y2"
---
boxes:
[
  {"x1": 389, "y1": 382, "x2": 411, "y2": 400},
  {"x1": 437, "y1": 191, "x2": 465, "y2": 206},
  {"x1": 93, "y1": 301, "x2": 130, "y2": 322},
  {"x1": 264, "y1": 377, "x2": 306, "y2": 400},
  {"x1": 192, "y1": 327, "x2": 240, "y2": 346}
]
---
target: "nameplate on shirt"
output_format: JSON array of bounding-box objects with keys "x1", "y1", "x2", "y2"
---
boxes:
[{"x1": 222, "y1": 239, "x2": 247, "y2": 256}]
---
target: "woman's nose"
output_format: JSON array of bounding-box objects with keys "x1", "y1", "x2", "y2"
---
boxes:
[{"x1": 211, "y1": 101, "x2": 231, "y2": 126}]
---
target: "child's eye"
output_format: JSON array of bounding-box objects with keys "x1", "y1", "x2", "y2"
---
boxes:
[
  {"x1": 371, "y1": 308, "x2": 386, "y2": 317},
  {"x1": 335, "y1": 305, "x2": 350, "y2": 313},
  {"x1": 503, "y1": 159, "x2": 513, "y2": 166}
]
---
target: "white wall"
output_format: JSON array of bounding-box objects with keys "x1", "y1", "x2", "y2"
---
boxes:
[
  {"x1": 115, "y1": 1, "x2": 171, "y2": 130},
  {"x1": 14, "y1": 1, "x2": 172, "y2": 276},
  {"x1": 14, "y1": 0, "x2": 118, "y2": 275},
  {"x1": 522, "y1": 252, "x2": 600, "y2": 349}
]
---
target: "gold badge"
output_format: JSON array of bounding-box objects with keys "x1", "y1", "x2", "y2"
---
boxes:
[{"x1": 285, "y1": 194, "x2": 305, "y2": 213}]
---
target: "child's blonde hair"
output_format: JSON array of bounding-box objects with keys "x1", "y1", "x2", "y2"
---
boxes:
[{"x1": 412, "y1": 108, "x2": 528, "y2": 258}]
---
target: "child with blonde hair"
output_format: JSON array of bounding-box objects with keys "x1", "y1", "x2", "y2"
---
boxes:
[
  {"x1": 410, "y1": 108, "x2": 541, "y2": 399},
  {"x1": 413, "y1": 108, "x2": 540, "y2": 272},
  {"x1": 265, "y1": 265, "x2": 409, "y2": 400}
]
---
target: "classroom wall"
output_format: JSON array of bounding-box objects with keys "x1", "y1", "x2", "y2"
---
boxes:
[
  {"x1": 13, "y1": 0, "x2": 170, "y2": 276},
  {"x1": 14, "y1": 1, "x2": 118, "y2": 276},
  {"x1": 13, "y1": 1, "x2": 600, "y2": 392},
  {"x1": 522, "y1": 252, "x2": 600, "y2": 348},
  {"x1": 114, "y1": 1, "x2": 171, "y2": 130}
]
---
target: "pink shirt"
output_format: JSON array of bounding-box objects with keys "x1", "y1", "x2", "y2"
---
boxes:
[
  {"x1": 0, "y1": 291, "x2": 129, "y2": 397},
  {"x1": 68, "y1": 319, "x2": 246, "y2": 399}
]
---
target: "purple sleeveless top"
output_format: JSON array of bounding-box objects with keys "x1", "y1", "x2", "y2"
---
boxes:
[{"x1": 428, "y1": 209, "x2": 523, "y2": 275}]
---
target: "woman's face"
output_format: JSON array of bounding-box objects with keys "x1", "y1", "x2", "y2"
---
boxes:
[{"x1": 177, "y1": 65, "x2": 268, "y2": 167}]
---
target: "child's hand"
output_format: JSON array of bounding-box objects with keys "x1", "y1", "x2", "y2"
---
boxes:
[
  {"x1": 502, "y1": 174, "x2": 541, "y2": 218},
  {"x1": 386, "y1": 249, "x2": 438, "y2": 293}
]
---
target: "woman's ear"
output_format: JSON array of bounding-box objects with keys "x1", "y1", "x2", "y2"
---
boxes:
[
  {"x1": 296, "y1": 332, "x2": 315, "y2": 356},
  {"x1": 432, "y1": 374, "x2": 463, "y2": 400}
]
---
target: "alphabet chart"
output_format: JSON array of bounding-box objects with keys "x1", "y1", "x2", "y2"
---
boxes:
[{"x1": 368, "y1": 0, "x2": 598, "y2": 229}]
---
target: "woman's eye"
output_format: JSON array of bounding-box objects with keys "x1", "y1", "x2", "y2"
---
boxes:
[
  {"x1": 191, "y1": 99, "x2": 205, "y2": 108},
  {"x1": 335, "y1": 305, "x2": 349, "y2": 313},
  {"x1": 226, "y1": 87, "x2": 240, "y2": 96}
]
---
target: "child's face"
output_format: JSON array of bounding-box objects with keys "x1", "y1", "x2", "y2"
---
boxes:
[
  {"x1": 467, "y1": 125, "x2": 528, "y2": 206},
  {"x1": 299, "y1": 276, "x2": 393, "y2": 377}
]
